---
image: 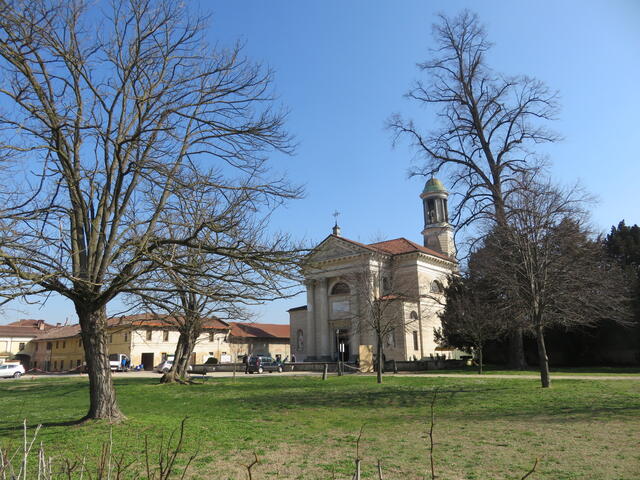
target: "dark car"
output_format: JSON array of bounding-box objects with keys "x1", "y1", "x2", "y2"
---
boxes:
[{"x1": 246, "y1": 355, "x2": 283, "y2": 374}]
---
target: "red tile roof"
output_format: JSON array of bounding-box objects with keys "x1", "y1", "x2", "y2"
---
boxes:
[
  {"x1": 32, "y1": 314, "x2": 230, "y2": 341},
  {"x1": 32, "y1": 324, "x2": 80, "y2": 340},
  {"x1": 0, "y1": 326, "x2": 47, "y2": 338},
  {"x1": 368, "y1": 237, "x2": 453, "y2": 260},
  {"x1": 329, "y1": 235, "x2": 454, "y2": 262},
  {"x1": 6, "y1": 319, "x2": 55, "y2": 329},
  {"x1": 229, "y1": 322, "x2": 290, "y2": 339}
]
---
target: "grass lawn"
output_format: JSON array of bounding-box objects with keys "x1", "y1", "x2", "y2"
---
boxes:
[
  {"x1": 419, "y1": 365, "x2": 640, "y2": 376},
  {"x1": 1, "y1": 374, "x2": 639, "y2": 479}
]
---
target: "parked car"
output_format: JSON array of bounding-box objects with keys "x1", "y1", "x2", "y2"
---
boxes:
[
  {"x1": 155, "y1": 358, "x2": 174, "y2": 373},
  {"x1": 155, "y1": 356, "x2": 193, "y2": 374},
  {"x1": 108, "y1": 353, "x2": 130, "y2": 372},
  {"x1": 0, "y1": 363, "x2": 25, "y2": 379},
  {"x1": 246, "y1": 355, "x2": 283, "y2": 374}
]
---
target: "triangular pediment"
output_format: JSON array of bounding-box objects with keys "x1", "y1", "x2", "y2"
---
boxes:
[{"x1": 306, "y1": 235, "x2": 371, "y2": 264}]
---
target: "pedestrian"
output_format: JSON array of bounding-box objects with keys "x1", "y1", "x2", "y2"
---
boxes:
[{"x1": 243, "y1": 354, "x2": 249, "y2": 374}]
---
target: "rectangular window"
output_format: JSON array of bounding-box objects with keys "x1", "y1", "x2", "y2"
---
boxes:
[
  {"x1": 53, "y1": 361, "x2": 57, "y2": 370},
  {"x1": 46, "y1": 342, "x2": 52, "y2": 350},
  {"x1": 209, "y1": 332, "x2": 215, "y2": 342},
  {"x1": 163, "y1": 330, "x2": 169, "y2": 342},
  {"x1": 109, "y1": 334, "x2": 113, "y2": 343},
  {"x1": 76, "y1": 359, "x2": 80, "y2": 367},
  {"x1": 60, "y1": 360, "x2": 64, "y2": 370},
  {"x1": 33, "y1": 361, "x2": 37, "y2": 368},
  {"x1": 161, "y1": 352, "x2": 167, "y2": 361},
  {"x1": 62, "y1": 341, "x2": 66, "y2": 349},
  {"x1": 412, "y1": 331, "x2": 419, "y2": 351},
  {"x1": 124, "y1": 333, "x2": 128, "y2": 342},
  {"x1": 146, "y1": 329, "x2": 152, "y2": 341},
  {"x1": 55, "y1": 341, "x2": 59, "y2": 349},
  {"x1": 35, "y1": 343, "x2": 39, "y2": 351}
]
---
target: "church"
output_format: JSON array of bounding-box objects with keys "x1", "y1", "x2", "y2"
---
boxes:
[{"x1": 288, "y1": 178, "x2": 458, "y2": 362}]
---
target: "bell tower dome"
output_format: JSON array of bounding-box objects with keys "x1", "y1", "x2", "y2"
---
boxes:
[{"x1": 420, "y1": 178, "x2": 455, "y2": 257}]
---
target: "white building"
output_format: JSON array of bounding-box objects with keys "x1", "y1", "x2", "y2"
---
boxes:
[{"x1": 289, "y1": 178, "x2": 457, "y2": 362}]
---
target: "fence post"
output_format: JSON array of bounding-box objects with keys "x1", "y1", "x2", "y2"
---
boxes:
[
  {"x1": 393, "y1": 359, "x2": 398, "y2": 374},
  {"x1": 322, "y1": 363, "x2": 328, "y2": 380}
]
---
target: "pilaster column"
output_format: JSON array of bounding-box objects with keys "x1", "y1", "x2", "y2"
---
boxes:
[
  {"x1": 349, "y1": 293, "x2": 360, "y2": 361},
  {"x1": 304, "y1": 279, "x2": 316, "y2": 358},
  {"x1": 317, "y1": 278, "x2": 330, "y2": 356}
]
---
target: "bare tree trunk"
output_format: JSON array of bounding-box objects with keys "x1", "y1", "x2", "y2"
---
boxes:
[
  {"x1": 508, "y1": 329, "x2": 528, "y2": 370},
  {"x1": 376, "y1": 334, "x2": 383, "y2": 384},
  {"x1": 76, "y1": 306, "x2": 125, "y2": 422},
  {"x1": 162, "y1": 331, "x2": 196, "y2": 384},
  {"x1": 478, "y1": 344, "x2": 483, "y2": 375},
  {"x1": 535, "y1": 323, "x2": 551, "y2": 388}
]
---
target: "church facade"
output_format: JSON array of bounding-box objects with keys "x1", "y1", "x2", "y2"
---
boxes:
[{"x1": 289, "y1": 178, "x2": 457, "y2": 362}]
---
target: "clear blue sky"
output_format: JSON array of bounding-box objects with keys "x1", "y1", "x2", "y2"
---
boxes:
[{"x1": 2, "y1": 0, "x2": 638, "y2": 325}]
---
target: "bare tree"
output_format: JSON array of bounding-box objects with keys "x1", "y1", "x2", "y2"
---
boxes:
[
  {"x1": 0, "y1": 0, "x2": 299, "y2": 420},
  {"x1": 436, "y1": 270, "x2": 505, "y2": 374},
  {"x1": 350, "y1": 255, "x2": 420, "y2": 384},
  {"x1": 478, "y1": 176, "x2": 633, "y2": 387},
  {"x1": 129, "y1": 186, "x2": 302, "y2": 384},
  {"x1": 388, "y1": 10, "x2": 560, "y2": 369}
]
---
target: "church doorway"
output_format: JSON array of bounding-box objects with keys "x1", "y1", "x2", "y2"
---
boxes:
[{"x1": 335, "y1": 329, "x2": 350, "y2": 362}]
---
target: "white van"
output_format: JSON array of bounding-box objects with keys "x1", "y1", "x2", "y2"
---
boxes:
[{"x1": 109, "y1": 353, "x2": 130, "y2": 372}]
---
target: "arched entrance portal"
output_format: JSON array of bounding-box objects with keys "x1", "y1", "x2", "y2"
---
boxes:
[{"x1": 335, "y1": 329, "x2": 350, "y2": 362}]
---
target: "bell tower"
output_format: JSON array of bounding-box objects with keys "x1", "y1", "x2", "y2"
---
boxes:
[{"x1": 420, "y1": 178, "x2": 455, "y2": 257}]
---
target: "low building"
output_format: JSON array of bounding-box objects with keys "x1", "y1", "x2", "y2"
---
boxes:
[
  {"x1": 25, "y1": 315, "x2": 290, "y2": 371},
  {"x1": 0, "y1": 320, "x2": 53, "y2": 367},
  {"x1": 228, "y1": 322, "x2": 291, "y2": 361},
  {"x1": 30, "y1": 315, "x2": 230, "y2": 371}
]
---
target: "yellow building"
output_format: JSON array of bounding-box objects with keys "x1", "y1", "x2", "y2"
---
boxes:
[
  {"x1": 26, "y1": 315, "x2": 291, "y2": 371},
  {"x1": 228, "y1": 322, "x2": 291, "y2": 361},
  {"x1": 0, "y1": 320, "x2": 54, "y2": 368}
]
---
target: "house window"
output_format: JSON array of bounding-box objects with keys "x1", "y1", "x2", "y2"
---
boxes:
[
  {"x1": 62, "y1": 341, "x2": 66, "y2": 349},
  {"x1": 331, "y1": 282, "x2": 350, "y2": 295},
  {"x1": 76, "y1": 359, "x2": 80, "y2": 367},
  {"x1": 33, "y1": 361, "x2": 37, "y2": 368},
  {"x1": 163, "y1": 330, "x2": 169, "y2": 342},
  {"x1": 124, "y1": 333, "x2": 128, "y2": 342},
  {"x1": 161, "y1": 352, "x2": 167, "y2": 361},
  {"x1": 35, "y1": 343, "x2": 39, "y2": 351},
  {"x1": 146, "y1": 329, "x2": 152, "y2": 341},
  {"x1": 412, "y1": 331, "x2": 419, "y2": 351},
  {"x1": 53, "y1": 361, "x2": 57, "y2": 370},
  {"x1": 60, "y1": 360, "x2": 64, "y2": 370},
  {"x1": 46, "y1": 342, "x2": 52, "y2": 350},
  {"x1": 78, "y1": 339, "x2": 82, "y2": 347},
  {"x1": 109, "y1": 334, "x2": 113, "y2": 343},
  {"x1": 19, "y1": 342, "x2": 25, "y2": 351},
  {"x1": 209, "y1": 332, "x2": 214, "y2": 342},
  {"x1": 382, "y1": 277, "x2": 390, "y2": 294},
  {"x1": 55, "y1": 341, "x2": 59, "y2": 349}
]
